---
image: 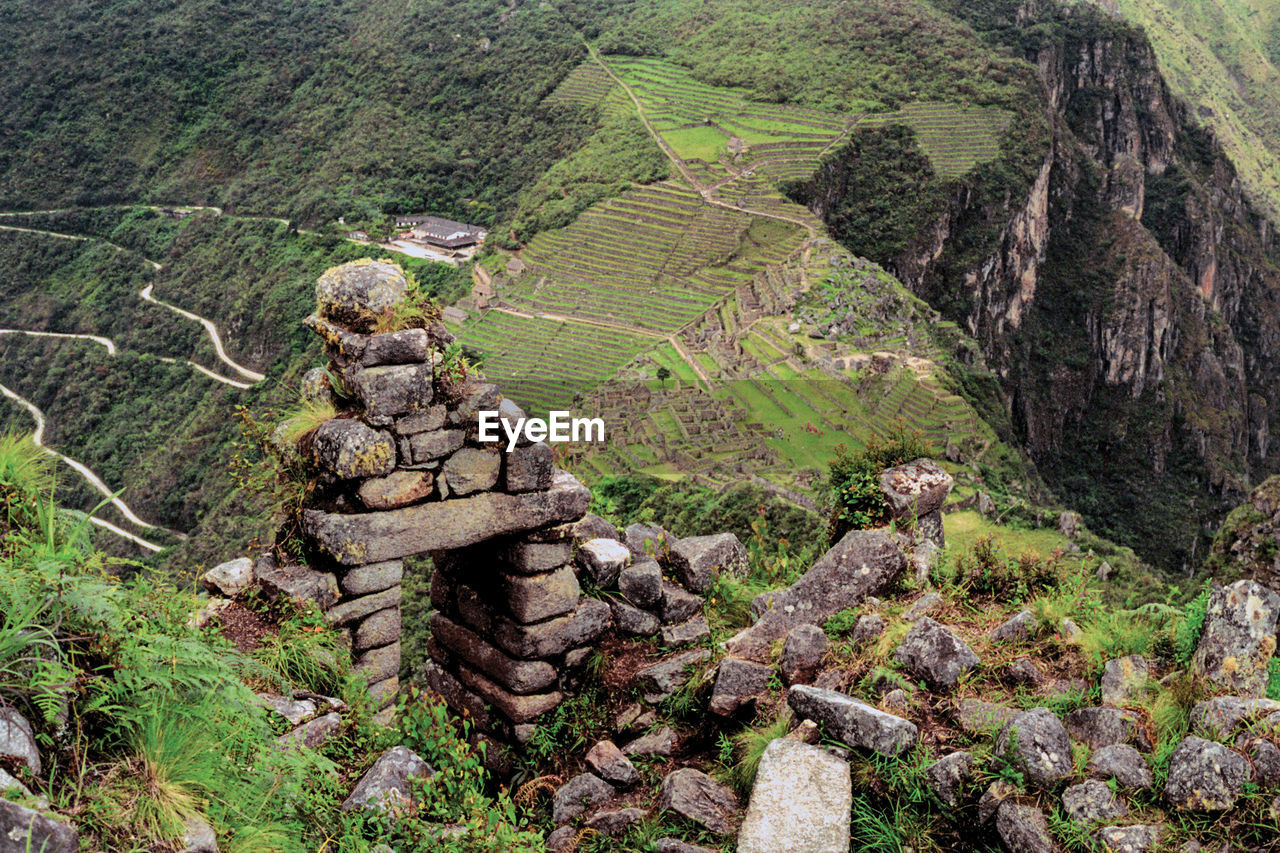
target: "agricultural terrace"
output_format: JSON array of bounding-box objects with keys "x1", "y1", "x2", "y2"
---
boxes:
[
  {"x1": 604, "y1": 56, "x2": 853, "y2": 185},
  {"x1": 541, "y1": 61, "x2": 618, "y2": 109},
  {"x1": 505, "y1": 180, "x2": 806, "y2": 332},
  {"x1": 859, "y1": 101, "x2": 1011, "y2": 179},
  {"x1": 449, "y1": 310, "x2": 651, "y2": 414}
]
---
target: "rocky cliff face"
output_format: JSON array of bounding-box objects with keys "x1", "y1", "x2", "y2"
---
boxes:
[{"x1": 804, "y1": 2, "x2": 1280, "y2": 569}]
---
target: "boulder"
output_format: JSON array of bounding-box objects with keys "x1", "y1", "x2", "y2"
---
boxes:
[
  {"x1": 341, "y1": 746, "x2": 434, "y2": 811},
  {"x1": 892, "y1": 617, "x2": 979, "y2": 691},
  {"x1": 997, "y1": 708, "x2": 1073, "y2": 786},
  {"x1": 441, "y1": 447, "x2": 501, "y2": 496},
  {"x1": 358, "y1": 470, "x2": 435, "y2": 510},
  {"x1": 0, "y1": 800, "x2": 77, "y2": 853},
  {"x1": 277, "y1": 712, "x2": 341, "y2": 751},
  {"x1": 995, "y1": 801, "x2": 1060, "y2": 853},
  {"x1": 584, "y1": 740, "x2": 640, "y2": 788},
  {"x1": 315, "y1": 260, "x2": 407, "y2": 327},
  {"x1": 311, "y1": 418, "x2": 396, "y2": 479},
  {"x1": 737, "y1": 739, "x2": 851, "y2": 853},
  {"x1": 1061, "y1": 780, "x2": 1127, "y2": 823},
  {"x1": 577, "y1": 538, "x2": 631, "y2": 588},
  {"x1": 624, "y1": 522, "x2": 672, "y2": 559},
  {"x1": 1101, "y1": 655, "x2": 1149, "y2": 707},
  {"x1": 610, "y1": 599, "x2": 661, "y2": 636},
  {"x1": 359, "y1": 328, "x2": 434, "y2": 367},
  {"x1": 729, "y1": 529, "x2": 905, "y2": 654},
  {"x1": 660, "y1": 581, "x2": 702, "y2": 624},
  {"x1": 618, "y1": 559, "x2": 663, "y2": 609},
  {"x1": 661, "y1": 615, "x2": 710, "y2": 648},
  {"x1": 304, "y1": 470, "x2": 590, "y2": 564},
  {"x1": 879, "y1": 458, "x2": 953, "y2": 519},
  {"x1": 1064, "y1": 707, "x2": 1135, "y2": 748},
  {"x1": 300, "y1": 366, "x2": 334, "y2": 405},
  {"x1": 658, "y1": 768, "x2": 740, "y2": 835},
  {"x1": 787, "y1": 685, "x2": 918, "y2": 756},
  {"x1": 780, "y1": 624, "x2": 830, "y2": 686},
  {"x1": 1188, "y1": 696, "x2": 1280, "y2": 740},
  {"x1": 989, "y1": 608, "x2": 1038, "y2": 643},
  {"x1": 637, "y1": 648, "x2": 711, "y2": 703},
  {"x1": 545, "y1": 826, "x2": 576, "y2": 853},
  {"x1": 668, "y1": 533, "x2": 748, "y2": 594},
  {"x1": 926, "y1": 750, "x2": 976, "y2": 807},
  {"x1": 1087, "y1": 744, "x2": 1153, "y2": 790},
  {"x1": 351, "y1": 363, "x2": 435, "y2": 421},
  {"x1": 709, "y1": 658, "x2": 773, "y2": 716},
  {"x1": 201, "y1": 557, "x2": 254, "y2": 597},
  {"x1": 552, "y1": 772, "x2": 615, "y2": 825},
  {"x1": 1164, "y1": 736, "x2": 1249, "y2": 811},
  {"x1": 623, "y1": 726, "x2": 678, "y2": 757},
  {"x1": 0, "y1": 708, "x2": 40, "y2": 775},
  {"x1": 1094, "y1": 825, "x2": 1163, "y2": 853},
  {"x1": 1191, "y1": 580, "x2": 1280, "y2": 697}
]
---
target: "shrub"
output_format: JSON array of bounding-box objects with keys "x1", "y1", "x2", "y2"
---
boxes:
[{"x1": 825, "y1": 424, "x2": 932, "y2": 542}]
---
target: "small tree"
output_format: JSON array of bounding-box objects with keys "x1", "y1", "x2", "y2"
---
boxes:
[{"x1": 656, "y1": 366, "x2": 671, "y2": 388}]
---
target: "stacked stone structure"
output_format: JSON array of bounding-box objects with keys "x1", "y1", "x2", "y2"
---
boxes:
[{"x1": 295, "y1": 259, "x2": 608, "y2": 728}]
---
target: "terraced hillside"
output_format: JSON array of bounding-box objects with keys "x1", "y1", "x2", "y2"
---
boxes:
[{"x1": 860, "y1": 101, "x2": 1011, "y2": 179}]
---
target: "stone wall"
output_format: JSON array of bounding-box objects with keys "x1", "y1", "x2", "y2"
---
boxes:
[{"x1": 295, "y1": 259, "x2": 605, "y2": 726}]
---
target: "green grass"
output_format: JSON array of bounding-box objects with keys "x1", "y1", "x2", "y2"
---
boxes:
[{"x1": 665, "y1": 125, "x2": 733, "y2": 163}]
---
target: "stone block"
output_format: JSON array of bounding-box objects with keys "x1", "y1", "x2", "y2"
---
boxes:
[
  {"x1": 489, "y1": 597, "x2": 612, "y2": 659},
  {"x1": 357, "y1": 470, "x2": 434, "y2": 509},
  {"x1": 619, "y1": 558, "x2": 662, "y2": 609},
  {"x1": 325, "y1": 586, "x2": 402, "y2": 626},
  {"x1": 409, "y1": 429, "x2": 465, "y2": 463},
  {"x1": 737, "y1": 739, "x2": 851, "y2": 853},
  {"x1": 312, "y1": 419, "x2": 396, "y2": 479},
  {"x1": 577, "y1": 538, "x2": 631, "y2": 587},
  {"x1": 395, "y1": 405, "x2": 447, "y2": 435},
  {"x1": 354, "y1": 642, "x2": 400, "y2": 684},
  {"x1": 341, "y1": 560, "x2": 404, "y2": 595},
  {"x1": 315, "y1": 260, "x2": 407, "y2": 327},
  {"x1": 668, "y1": 533, "x2": 748, "y2": 594},
  {"x1": 424, "y1": 660, "x2": 491, "y2": 729},
  {"x1": 361, "y1": 328, "x2": 433, "y2": 366},
  {"x1": 0, "y1": 800, "x2": 77, "y2": 853},
  {"x1": 455, "y1": 662, "x2": 564, "y2": 724},
  {"x1": 257, "y1": 555, "x2": 339, "y2": 609},
  {"x1": 610, "y1": 598, "x2": 660, "y2": 636},
  {"x1": 879, "y1": 458, "x2": 953, "y2": 519},
  {"x1": 501, "y1": 540, "x2": 572, "y2": 574},
  {"x1": 660, "y1": 580, "x2": 702, "y2": 624},
  {"x1": 429, "y1": 612, "x2": 558, "y2": 694},
  {"x1": 303, "y1": 470, "x2": 590, "y2": 564},
  {"x1": 441, "y1": 447, "x2": 501, "y2": 496},
  {"x1": 351, "y1": 363, "x2": 434, "y2": 421},
  {"x1": 355, "y1": 607, "x2": 402, "y2": 651},
  {"x1": 505, "y1": 441, "x2": 554, "y2": 492},
  {"x1": 201, "y1": 556, "x2": 254, "y2": 597},
  {"x1": 502, "y1": 566, "x2": 580, "y2": 624}
]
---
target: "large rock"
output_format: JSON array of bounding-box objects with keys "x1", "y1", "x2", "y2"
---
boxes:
[
  {"x1": 585, "y1": 808, "x2": 643, "y2": 836},
  {"x1": 1188, "y1": 695, "x2": 1280, "y2": 739},
  {"x1": 1101, "y1": 655, "x2": 1149, "y2": 707},
  {"x1": 201, "y1": 556, "x2": 254, "y2": 597},
  {"x1": 1087, "y1": 744, "x2": 1153, "y2": 790},
  {"x1": 1061, "y1": 780, "x2": 1127, "y2": 823},
  {"x1": 342, "y1": 746, "x2": 434, "y2": 811},
  {"x1": 353, "y1": 642, "x2": 400, "y2": 684},
  {"x1": 351, "y1": 363, "x2": 434, "y2": 421},
  {"x1": 892, "y1": 617, "x2": 979, "y2": 691},
  {"x1": 577, "y1": 538, "x2": 631, "y2": 588},
  {"x1": 926, "y1": 750, "x2": 976, "y2": 807},
  {"x1": 0, "y1": 708, "x2": 40, "y2": 775},
  {"x1": 708, "y1": 658, "x2": 772, "y2": 716},
  {"x1": 179, "y1": 816, "x2": 218, "y2": 853},
  {"x1": 324, "y1": 586, "x2": 400, "y2": 626},
  {"x1": 661, "y1": 615, "x2": 709, "y2": 648},
  {"x1": 989, "y1": 608, "x2": 1038, "y2": 643},
  {"x1": 0, "y1": 800, "x2": 77, "y2": 853},
  {"x1": 787, "y1": 685, "x2": 918, "y2": 756},
  {"x1": 1064, "y1": 707, "x2": 1135, "y2": 748},
  {"x1": 610, "y1": 599, "x2": 661, "y2": 636},
  {"x1": 505, "y1": 441, "x2": 554, "y2": 493},
  {"x1": 637, "y1": 648, "x2": 711, "y2": 703},
  {"x1": 879, "y1": 458, "x2": 953, "y2": 519},
  {"x1": 354, "y1": 607, "x2": 401, "y2": 651},
  {"x1": 1191, "y1": 580, "x2": 1280, "y2": 697},
  {"x1": 658, "y1": 768, "x2": 740, "y2": 835},
  {"x1": 489, "y1": 597, "x2": 612, "y2": 659},
  {"x1": 737, "y1": 739, "x2": 851, "y2": 853},
  {"x1": 728, "y1": 529, "x2": 905, "y2": 654},
  {"x1": 585, "y1": 740, "x2": 640, "y2": 788},
  {"x1": 624, "y1": 523, "x2": 672, "y2": 559},
  {"x1": 623, "y1": 726, "x2": 678, "y2": 757},
  {"x1": 454, "y1": 662, "x2": 564, "y2": 723},
  {"x1": 500, "y1": 540, "x2": 572, "y2": 574},
  {"x1": 995, "y1": 801, "x2": 1060, "y2": 853},
  {"x1": 304, "y1": 470, "x2": 590, "y2": 563},
  {"x1": 618, "y1": 559, "x2": 663, "y2": 609},
  {"x1": 408, "y1": 428, "x2": 465, "y2": 462},
  {"x1": 315, "y1": 260, "x2": 408, "y2": 327},
  {"x1": 660, "y1": 581, "x2": 702, "y2": 624},
  {"x1": 668, "y1": 533, "x2": 748, "y2": 594},
  {"x1": 277, "y1": 712, "x2": 342, "y2": 751},
  {"x1": 257, "y1": 555, "x2": 340, "y2": 609},
  {"x1": 429, "y1": 612, "x2": 557, "y2": 694},
  {"x1": 1164, "y1": 735, "x2": 1249, "y2": 811},
  {"x1": 781, "y1": 624, "x2": 830, "y2": 686},
  {"x1": 552, "y1": 772, "x2": 615, "y2": 824},
  {"x1": 312, "y1": 418, "x2": 396, "y2": 479},
  {"x1": 997, "y1": 708, "x2": 1073, "y2": 786}
]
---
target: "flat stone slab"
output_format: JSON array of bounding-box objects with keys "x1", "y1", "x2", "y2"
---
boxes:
[
  {"x1": 737, "y1": 739, "x2": 851, "y2": 853},
  {"x1": 304, "y1": 470, "x2": 590, "y2": 563},
  {"x1": 787, "y1": 685, "x2": 918, "y2": 756},
  {"x1": 428, "y1": 611, "x2": 558, "y2": 694}
]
